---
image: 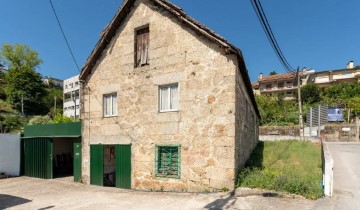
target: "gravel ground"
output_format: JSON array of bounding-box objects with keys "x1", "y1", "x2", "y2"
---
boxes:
[{"x1": 0, "y1": 177, "x2": 335, "y2": 210}]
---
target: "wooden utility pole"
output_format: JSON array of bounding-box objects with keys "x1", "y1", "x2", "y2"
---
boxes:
[
  {"x1": 356, "y1": 116, "x2": 360, "y2": 142},
  {"x1": 297, "y1": 67, "x2": 304, "y2": 140},
  {"x1": 54, "y1": 96, "x2": 57, "y2": 113},
  {"x1": 21, "y1": 95, "x2": 24, "y2": 115}
]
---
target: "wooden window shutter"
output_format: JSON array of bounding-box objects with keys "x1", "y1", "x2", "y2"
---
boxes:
[
  {"x1": 136, "y1": 34, "x2": 143, "y2": 67},
  {"x1": 136, "y1": 27, "x2": 149, "y2": 67},
  {"x1": 141, "y1": 32, "x2": 149, "y2": 65}
]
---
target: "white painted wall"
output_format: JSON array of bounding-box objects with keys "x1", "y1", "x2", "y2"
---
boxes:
[{"x1": 0, "y1": 134, "x2": 21, "y2": 176}]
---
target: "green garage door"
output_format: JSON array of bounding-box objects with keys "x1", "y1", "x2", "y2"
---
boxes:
[
  {"x1": 24, "y1": 138, "x2": 53, "y2": 179},
  {"x1": 116, "y1": 145, "x2": 131, "y2": 189},
  {"x1": 73, "y1": 138, "x2": 82, "y2": 182},
  {"x1": 90, "y1": 145, "x2": 104, "y2": 186}
]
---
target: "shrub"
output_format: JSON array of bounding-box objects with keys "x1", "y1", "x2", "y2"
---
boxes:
[
  {"x1": 52, "y1": 114, "x2": 75, "y2": 124},
  {"x1": 28, "y1": 115, "x2": 52, "y2": 125}
]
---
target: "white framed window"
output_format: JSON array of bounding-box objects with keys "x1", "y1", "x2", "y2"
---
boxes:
[
  {"x1": 103, "y1": 93, "x2": 118, "y2": 117},
  {"x1": 159, "y1": 84, "x2": 179, "y2": 112}
]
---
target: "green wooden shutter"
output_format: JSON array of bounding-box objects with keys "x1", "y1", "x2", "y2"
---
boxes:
[
  {"x1": 90, "y1": 145, "x2": 104, "y2": 186},
  {"x1": 116, "y1": 145, "x2": 131, "y2": 189},
  {"x1": 73, "y1": 138, "x2": 82, "y2": 182}
]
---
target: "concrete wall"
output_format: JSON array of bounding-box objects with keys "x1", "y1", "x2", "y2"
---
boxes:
[
  {"x1": 0, "y1": 134, "x2": 21, "y2": 176},
  {"x1": 260, "y1": 124, "x2": 359, "y2": 142},
  {"x1": 322, "y1": 124, "x2": 359, "y2": 142},
  {"x1": 259, "y1": 135, "x2": 320, "y2": 142},
  {"x1": 81, "y1": 0, "x2": 258, "y2": 192}
]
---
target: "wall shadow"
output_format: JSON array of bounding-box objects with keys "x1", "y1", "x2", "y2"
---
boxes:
[
  {"x1": 244, "y1": 141, "x2": 264, "y2": 169},
  {"x1": 0, "y1": 194, "x2": 31, "y2": 209}
]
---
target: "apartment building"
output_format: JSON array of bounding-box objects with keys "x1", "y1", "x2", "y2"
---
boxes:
[
  {"x1": 63, "y1": 75, "x2": 80, "y2": 119},
  {"x1": 252, "y1": 61, "x2": 360, "y2": 99},
  {"x1": 43, "y1": 76, "x2": 63, "y2": 88},
  {"x1": 308, "y1": 61, "x2": 360, "y2": 87},
  {"x1": 252, "y1": 72, "x2": 304, "y2": 100}
]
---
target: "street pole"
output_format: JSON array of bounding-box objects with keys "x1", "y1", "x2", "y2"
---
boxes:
[{"x1": 297, "y1": 67, "x2": 304, "y2": 140}]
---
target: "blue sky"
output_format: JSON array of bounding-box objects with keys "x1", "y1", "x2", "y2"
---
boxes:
[{"x1": 1, "y1": 0, "x2": 359, "y2": 82}]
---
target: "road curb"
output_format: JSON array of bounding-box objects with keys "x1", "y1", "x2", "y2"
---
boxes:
[{"x1": 322, "y1": 139, "x2": 334, "y2": 197}]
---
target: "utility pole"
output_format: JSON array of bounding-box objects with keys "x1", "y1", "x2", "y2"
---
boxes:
[
  {"x1": 73, "y1": 91, "x2": 76, "y2": 119},
  {"x1": 318, "y1": 105, "x2": 321, "y2": 138},
  {"x1": 297, "y1": 67, "x2": 304, "y2": 140},
  {"x1": 21, "y1": 94, "x2": 24, "y2": 116},
  {"x1": 54, "y1": 96, "x2": 57, "y2": 114}
]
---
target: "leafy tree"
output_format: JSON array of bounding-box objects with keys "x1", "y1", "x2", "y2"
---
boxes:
[
  {"x1": 301, "y1": 84, "x2": 321, "y2": 105},
  {"x1": 43, "y1": 87, "x2": 63, "y2": 117},
  {"x1": 347, "y1": 97, "x2": 360, "y2": 116},
  {"x1": 269, "y1": 71, "x2": 277, "y2": 75},
  {"x1": 255, "y1": 95, "x2": 298, "y2": 126},
  {"x1": 28, "y1": 115, "x2": 52, "y2": 125},
  {"x1": 0, "y1": 44, "x2": 47, "y2": 115},
  {"x1": 0, "y1": 99, "x2": 15, "y2": 113},
  {"x1": 322, "y1": 83, "x2": 360, "y2": 107},
  {"x1": 0, "y1": 114, "x2": 27, "y2": 133},
  {"x1": 0, "y1": 67, "x2": 5, "y2": 100}
]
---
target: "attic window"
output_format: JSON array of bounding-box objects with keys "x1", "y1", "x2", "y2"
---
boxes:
[{"x1": 135, "y1": 27, "x2": 149, "y2": 67}]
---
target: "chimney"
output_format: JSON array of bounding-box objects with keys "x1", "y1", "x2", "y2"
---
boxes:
[
  {"x1": 258, "y1": 73, "x2": 263, "y2": 80},
  {"x1": 347, "y1": 61, "x2": 354, "y2": 69}
]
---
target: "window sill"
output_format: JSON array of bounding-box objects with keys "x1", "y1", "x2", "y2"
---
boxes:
[
  {"x1": 135, "y1": 64, "x2": 149, "y2": 69},
  {"x1": 159, "y1": 110, "x2": 179, "y2": 113},
  {"x1": 103, "y1": 115, "x2": 118, "y2": 118},
  {"x1": 155, "y1": 175, "x2": 180, "y2": 179}
]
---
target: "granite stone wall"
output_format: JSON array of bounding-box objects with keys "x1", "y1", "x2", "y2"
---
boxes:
[{"x1": 81, "y1": 0, "x2": 258, "y2": 192}]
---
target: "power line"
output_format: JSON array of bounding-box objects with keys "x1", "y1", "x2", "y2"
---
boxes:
[
  {"x1": 49, "y1": 0, "x2": 80, "y2": 72},
  {"x1": 250, "y1": 0, "x2": 295, "y2": 74}
]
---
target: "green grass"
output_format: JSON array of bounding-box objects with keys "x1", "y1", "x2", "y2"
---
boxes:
[{"x1": 237, "y1": 141, "x2": 323, "y2": 199}]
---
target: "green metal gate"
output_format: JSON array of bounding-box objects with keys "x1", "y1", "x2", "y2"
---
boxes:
[
  {"x1": 73, "y1": 138, "x2": 82, "y2": 182},
  {"x1": 90, "y1": 145, "x2": 104, "y2": 186},
  {"x1": 116, "y1": 145, "x2": 131, "y2": 189},
  {"x1": 24, "y1": 138, "x2": 53, "y2": 179}
]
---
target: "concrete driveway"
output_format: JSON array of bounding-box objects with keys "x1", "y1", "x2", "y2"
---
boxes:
[
  {"x1": 0, "y1": 177, "x2": 334, "y2": 210},
  {"x1": 327, "y1": 142, "x2": 360, "y2": 210}
]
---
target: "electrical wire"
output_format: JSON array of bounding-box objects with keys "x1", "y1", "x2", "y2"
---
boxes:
[
  {"x1": 250, "y1": 0, "x2": 296, "y2": 74},
  {"x1": 256, "y1": 0, "x2": 295, "y2": 72},
  {"x1": 49, "y1": 0, "x2": 81, "y2": 72}
]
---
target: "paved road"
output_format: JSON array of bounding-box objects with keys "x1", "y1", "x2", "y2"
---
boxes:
[
  {"x1": 0, "y1": 177, "x2": 333, "y2": 210},
  {"x1": 327, "y1": 142, "x2": 360, "y2": 210}
]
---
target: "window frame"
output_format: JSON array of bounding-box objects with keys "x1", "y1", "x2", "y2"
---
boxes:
[
  {"x1": 265, "y1": 83, "x2": 272, "y2": 90},
  {"x1": 103, "y1": 92, "x2": 118, "y2": 118},
  {"x1": 135, "y1": 26, "x2": 150, "y2": 67},
  {"x1": 155, "y1": 145, "x2": 181, "y2": 179},
  {"x1": 158, "y1": 83, "x2": 179, "y2": 113}
]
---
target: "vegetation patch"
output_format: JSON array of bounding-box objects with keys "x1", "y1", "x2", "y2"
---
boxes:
[{"x1": 237, "y1": 141, "x2": 323, "y2": 199}]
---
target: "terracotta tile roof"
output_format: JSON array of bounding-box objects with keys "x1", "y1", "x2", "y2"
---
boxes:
[
  {"x1": 251, "y1": 82, "x2": 259, "y2": 87},
  {"x1": 79, "y1": 0, "x2": 260, "y2": 117},
  {"x1": 260, "y1": 73, "x2": 299, "y2": 83}
]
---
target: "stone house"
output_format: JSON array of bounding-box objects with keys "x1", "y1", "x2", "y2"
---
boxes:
[{"x1": 79, "y1": 0, "x2": 259, "y2": 192}]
